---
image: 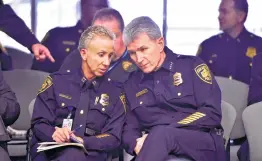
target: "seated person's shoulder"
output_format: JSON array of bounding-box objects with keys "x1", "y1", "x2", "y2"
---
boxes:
[{"x1": 200, "y1": 32, "x2": 224, "y2": 46}]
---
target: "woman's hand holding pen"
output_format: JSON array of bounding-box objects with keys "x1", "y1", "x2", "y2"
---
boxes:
[{"x1": 52, "y1": 127, "x2": 71, "y2": 143}]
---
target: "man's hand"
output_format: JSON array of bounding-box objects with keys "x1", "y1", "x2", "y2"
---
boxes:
[
  {"x1": 52, "y1": 127, "x2": 70, "y2": 143},
  {"x1": 31, "y1": 43, "x2": 55, "y2": 62},
  {"x1": 134, "y1": 134, "x2": 148, "y2": 155}
]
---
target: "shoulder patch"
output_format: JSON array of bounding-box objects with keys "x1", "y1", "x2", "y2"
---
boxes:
[
  {"x1": 120, "y1": 93, "x2": 127, "y2": 113},
  {"x1": 122, "y1": 61, "x2": 137, "y2": 72},
  {"x1": 194, "y1": 64, "x2": 212, "y2": 84},
  {"x1": 38, "y1": 76, "x2": 53, "y2": 95}
]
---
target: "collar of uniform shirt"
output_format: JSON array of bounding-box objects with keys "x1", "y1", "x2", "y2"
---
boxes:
[{"x1": 74, "y1": 68, "x2": 104, "y2": 91}]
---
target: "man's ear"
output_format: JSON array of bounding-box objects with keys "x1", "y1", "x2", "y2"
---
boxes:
[
  {"x1": 157, "y1": 36, "x2": 165, "y2": 52},
  {"x1": 80, "y1": 49, "x2": 87, "y2": 61}
]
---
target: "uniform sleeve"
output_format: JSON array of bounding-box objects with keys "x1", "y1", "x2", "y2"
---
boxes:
[
  {"x1": 83, "y1": 94, "x2": 126, "y2": 151},
  {"x1": 122, "y1": 110, "x2": 142, "y2": 155},
  {"x1": 248, "y1": 54, "x2": 262, "y2": 105},
  {"x1": 172, "y1": 58, "x2": 222, "y2": 128},
  {"x1": 0, "y1": 70, "x2": 20, "y2": 126},
  {"x1": 31, "y1": 76, "x2": 56, "y2": 142},
  {"x1": 121, "y1": 81, "x2": 142, "y2": 155},
  {"x1": 0, "y1": 5, "x2": 39, "y2": 50}
]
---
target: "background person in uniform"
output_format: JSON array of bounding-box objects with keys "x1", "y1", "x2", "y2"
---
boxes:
[
  {"x1": 31, "y1": 0, "x2": 108, "y2": 73},
  {"x1": 122, "y1": 16, "x2": 226, "y2": 161},
  {"x1": 60, "y1": 8, "x2": 137, "y2": 84},
  {"x1": 0, "y1": 0, "x2": 54, "y2": 67},
  {"x1": 0, "y1": 69, "x2": 20, "y2": 161},
  {"x1": 30, "y1": 26, "x2": 126, "y2": 161},
  {"x1": 197, "y1": 0, "x2": 262, "y2": 84}
]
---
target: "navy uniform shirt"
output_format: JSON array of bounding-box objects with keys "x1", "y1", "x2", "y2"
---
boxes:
[
  {"x1": 122, "y1": 47, "x2": 222, "y2": 154},
  {"x1": 60, "y1": 49, "x2": 137, "y2": 84},
  {"x1": 248, "y1": 53, "x2": 262, "y2": 105},
  {"x1": 30, "y1": 69, "x2": 126, "y2": 160},
  {"x1": 0, "y1": 70, "x2": 20, "y2": 126},
  {"x1": 0, "y1": 5, "x2": 39, "y2": 50},
  {"x1": 197, "y1": 28, "x2": 262, "y2": 84},
  {"x1": 31, "y1": 21, "x2": 84, "y2": 73}
]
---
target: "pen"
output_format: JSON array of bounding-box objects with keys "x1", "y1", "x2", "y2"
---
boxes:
[{"x1": 71, "y1": 124, "x2": 82, "y2": 133}]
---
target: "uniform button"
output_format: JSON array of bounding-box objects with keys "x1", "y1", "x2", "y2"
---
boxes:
[
  {"x1": 80, "y1": 110, "x2": 84, "y2": 114},
  {"x1": 250, "y1": 62, "x2": 252, "y2": 67},
  {"x1": 78, "y1": 29, "x2": 83, "y2": 33},
  {"x1": 67, "y1": 70, "x2": 70, "y2": 73},
  {"x1": 209, "y1": 60, "x2": 213, "y2": 64},
  {"x1": 65, "y1": 48, "x2": 70, "y2": 52},
  {"x1": 102, "y1": 108, "x2": 105, "y2": 111},
  {"x1": 140, "y1": 101, "x2": 143, "y2": 105},
  {"x1": 229, "y1": 75, "x2": 233, "y2": 80},
  {"x1": 61, "y1": 103, "x2": 65, "y2": 107},
  {"x1": 177, "y1": 92, "x2": 181, "y2": 96},
  {"x1": 156, "y1": 80, "x2": 159, "y2": 84},
  {"x1": 108, "y1": 78, "x2": 111, "y2": 81}
]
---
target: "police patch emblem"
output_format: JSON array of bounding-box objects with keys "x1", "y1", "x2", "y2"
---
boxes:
[
  {"x1": 122, "y1": 61, "x2": 136, "y2": 72},
  {"x1": 38, "y1": 76, "x2": 53, "y2": 94},
  {"x1": 173, "y1": 72, "x2": 183, "y2": 86},
  {"x1": 99, "y1": 94, "x2": 109, "y2": 106},
  {"x1": 246, "y1": 47, "x2": 257, "y2": 58},
  {"x1": 195, "y1": 64, "x2": 212, "y2": 84}
]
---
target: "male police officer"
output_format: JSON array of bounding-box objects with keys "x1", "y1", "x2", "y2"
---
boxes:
[
  {"x1": 122, "y1": 16, "x2": 226, "y2": 161},
  {"x1": 0, "y1": 69, "x2": 20, "y2": 161},
  {"x1": 197, "y1": 0, "x2": 262, "y2": 84},
  {"x1": 0, "y1": 1, "x2": 54, "y2": 65},
  {"x1": 60, "y1": 8, "x2": 136, "y2": 84},
  {"x1": 30, "y1": 26, "x2": 126, "y2": 161},
  {"x1": 32, "y1": 0, "x2": 108, "y2": 73}
]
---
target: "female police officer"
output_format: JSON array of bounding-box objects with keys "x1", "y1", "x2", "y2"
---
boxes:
[{"x1": 30, "y1": 25, "x2": 126, "y2": 161}]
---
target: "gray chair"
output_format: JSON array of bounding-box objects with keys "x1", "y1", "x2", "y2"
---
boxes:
[
  {"x1": 215, "y1": 76, "x2": 249, "y2": 140},
  {"x1": 242, "y1": 102, "x2": 262, "y2": 161},
  {"x1": 3, "y1": 69, "x2": 49, "y2": 157},
  {"x1": 5, "y1": 47, "x2": 34, "y2": 69},
  {"x1": 215, "y1": 76, "x2": 249, "y2": 161},
  {"x1": 221, "y1": 100, "x2": 237, "y2": 147}
]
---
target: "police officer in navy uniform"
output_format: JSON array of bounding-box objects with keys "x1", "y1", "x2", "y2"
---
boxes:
[
  {"x1": 60, "y1": 8, "x2": 137, "y2": 84},
  {"x1": 237, "y1": 53, "x2": 262, "y2": 161},
  {"x1": 122, "y1": 16, "x2": 226, "y2": 161},
  {"x1": 32, "y1": 0, "x2": 108, "y2": 73},
  {"x1": 30, "y1": 26, "x2": 126, "y2": 161},
  {"x1": 0, "y1": 69, "x2": 20, "y2": 161},
  {"x1": 197, "y1": 0, "x2": 262, "y2": 85},
  {"x1": 0, "y1": 0, "x2": 54, "y2": 69}
]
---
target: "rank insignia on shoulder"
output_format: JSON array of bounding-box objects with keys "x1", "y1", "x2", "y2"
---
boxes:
[
  {"x1": 195, "y1": 64, "x2": 212, "y2": 84},
  {"x1": 100, "y1": 94, "x2": 109, "y2": 106},
  {"x1": 122, "y1": 61, "x2": 137, "y2": 72},
  {"x1": 38, "y1": 76, "x2": 53, "y2": 95},
  {"x1": 173, "y1": 72, "x2": 183, "y2": 86},
  {"x1": 246, "y1": 47, "x2": 257, "y2": 58}
]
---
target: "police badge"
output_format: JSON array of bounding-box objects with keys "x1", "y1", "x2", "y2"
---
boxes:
[
  {"x1": 173, "y1": 72, "x2": 183, "y2": 86},
  {"x1": 99, "y1": 94, "x2": 109, "y2": 106},
  {"x1": 246, "y1": 47, "x2": 257, "y2": 58}
]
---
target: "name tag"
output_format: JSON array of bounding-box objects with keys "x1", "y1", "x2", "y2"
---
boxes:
[{"x1": 62, "y1": 119, "x2": 73, "y2": 130}]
